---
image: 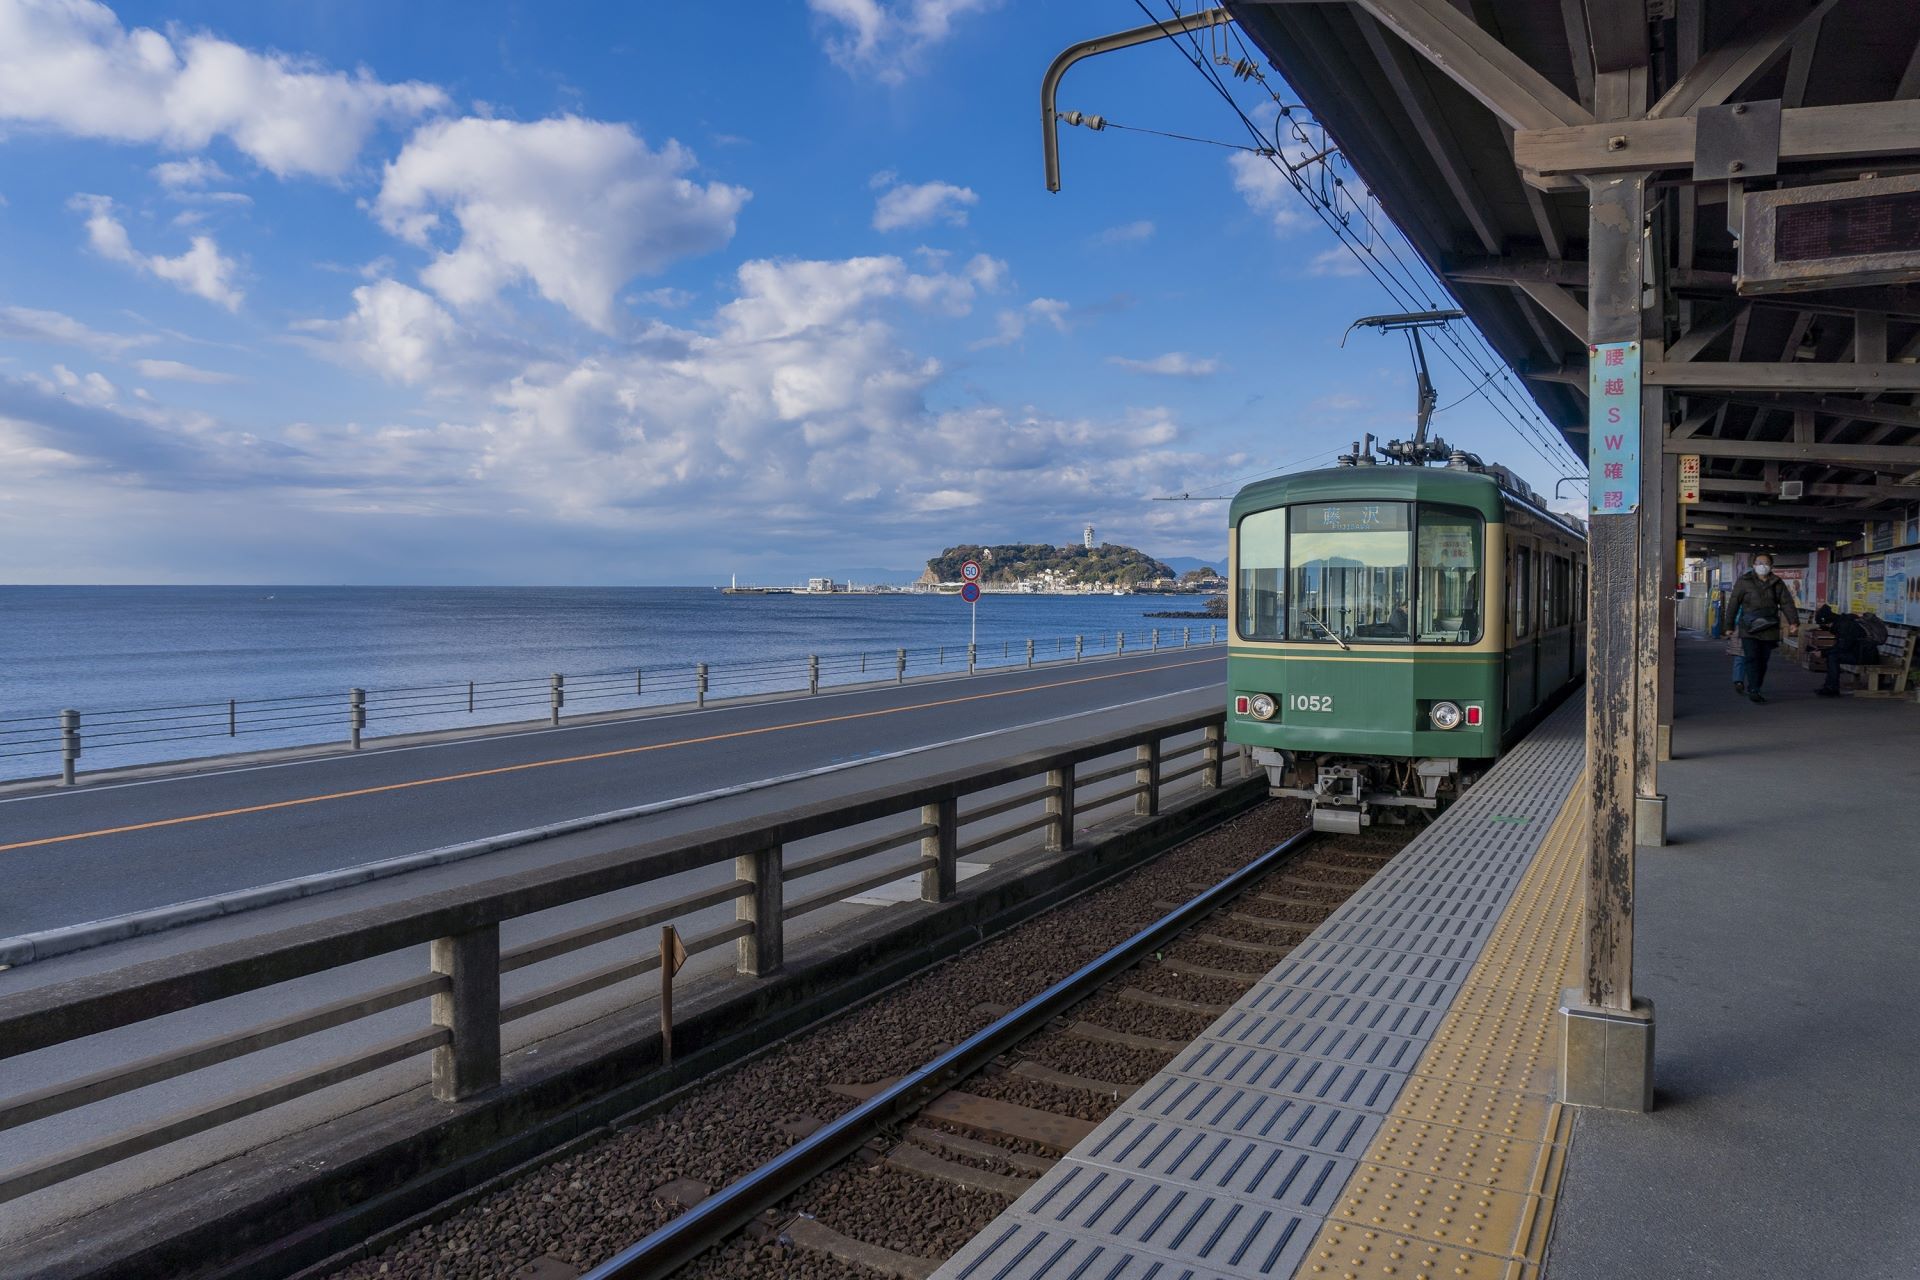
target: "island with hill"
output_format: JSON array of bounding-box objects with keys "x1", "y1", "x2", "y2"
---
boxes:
[{"x1": 919, "y1": 543, "x2": 1225, "y2": 596}]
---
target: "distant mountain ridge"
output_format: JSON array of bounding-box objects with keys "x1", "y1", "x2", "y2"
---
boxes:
[
  {"x1": 1162, "y1": 556, "x2": 1226, "y2": 577},
  {"x1": 923, "y1": 543, "x2": 1177, "y2": 587}
]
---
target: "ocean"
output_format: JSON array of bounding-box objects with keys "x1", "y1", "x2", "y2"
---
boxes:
[{"x1": 0, "y1": 586, "x2": 1224, "y2": 782}]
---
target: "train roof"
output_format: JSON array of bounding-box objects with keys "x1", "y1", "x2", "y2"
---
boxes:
[{"x1": 1231, "y1": 464, "x2": 1585, "y2": 540}]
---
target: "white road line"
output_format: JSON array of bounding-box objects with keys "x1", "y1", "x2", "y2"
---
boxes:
[{"x1": 0, "y1": 650, "x2": 1225, "y2": 806}]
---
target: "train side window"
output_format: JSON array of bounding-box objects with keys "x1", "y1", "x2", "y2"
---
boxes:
[
  {"x1": 1235, "y1": 509, "x2": 1287, "y2": 641},
  {"x1": 1414, "y1": 506, "x2": 1482, "y2": 643},
  {"x1": 1549, "y1": 555, "x2": 1571, "y2": 628},
  {"x1": 1511, "y1": 545, "x2": 1532, "y2": 639}
]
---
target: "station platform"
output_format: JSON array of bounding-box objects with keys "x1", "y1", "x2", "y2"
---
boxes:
[{"x1": 934, "y1": 634, "x2": 1920, "y2": 1279}]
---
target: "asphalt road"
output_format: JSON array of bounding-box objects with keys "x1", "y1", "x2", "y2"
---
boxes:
[{"x1": 0, "y1": 649, "x2": 1227, "y2": 937}]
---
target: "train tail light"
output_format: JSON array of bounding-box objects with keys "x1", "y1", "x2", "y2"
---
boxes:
[
  {"x1": 1465, "y1": 704, "x2": 1483, "y2": 727},
  {"x1": 1234, "y1": 695, "x2": 1250, "y2": 714}
]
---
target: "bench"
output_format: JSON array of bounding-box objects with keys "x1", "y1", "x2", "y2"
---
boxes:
[{"x1": 1840, "y1": 624, "x2": 1916, "y2": 698}]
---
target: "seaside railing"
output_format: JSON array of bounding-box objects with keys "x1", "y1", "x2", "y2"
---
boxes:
[
  {"x1": 0, "y1": 623, "x2": 1226, "y2": 785},
  {"x1": 0, "y1": 708, "x2": 1252, "y2": 1212}
]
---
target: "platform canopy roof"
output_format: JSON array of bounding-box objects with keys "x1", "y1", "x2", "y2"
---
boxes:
[{"x1": 1224, "y1": 0, "x2": 1920, "y2": 554}]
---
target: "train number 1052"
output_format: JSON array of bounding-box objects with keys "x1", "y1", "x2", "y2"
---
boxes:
[{"x1": 1288, "y1": 694, "x2": 1334, "y2": 713}]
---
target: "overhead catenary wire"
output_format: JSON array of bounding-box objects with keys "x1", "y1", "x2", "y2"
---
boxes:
[{"x1": 1125, "y1": 2, "x2": 1581, "y2": 480}]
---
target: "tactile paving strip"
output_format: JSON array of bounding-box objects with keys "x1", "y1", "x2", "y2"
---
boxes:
[{"x1": 931, "y1": 700, "x2": 1586, "y2": 1280}]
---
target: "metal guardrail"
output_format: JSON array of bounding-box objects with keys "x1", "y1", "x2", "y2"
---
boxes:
[
  {"x1": 0, "y1": 624, "x2": 1226, "y2": 785},
  {"x1": 0, "y1": 708, "x2": 1247, "y2": 1206}
]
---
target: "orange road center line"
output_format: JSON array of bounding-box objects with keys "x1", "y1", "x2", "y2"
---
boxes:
[{"x1": 1, "y1": 656, "x2": 1224, "y2": 855}]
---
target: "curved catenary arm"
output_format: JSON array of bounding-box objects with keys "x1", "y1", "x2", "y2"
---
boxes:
[{"x1": 1042, "y1": 7, "x2": 1232, "y2": 193}]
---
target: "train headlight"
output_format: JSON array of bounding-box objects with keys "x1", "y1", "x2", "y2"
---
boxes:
[
  {"x1": 1429, "y1": 700, "x2": 1463, "y2": 730},
  {"x1": 1247, "y1": 693, "x2": 1277, "y2": 721}
]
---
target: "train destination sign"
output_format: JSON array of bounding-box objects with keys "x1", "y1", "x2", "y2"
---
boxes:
[{"x1": 1588, "y1": 340, "x2": 1641, "y2": 515}]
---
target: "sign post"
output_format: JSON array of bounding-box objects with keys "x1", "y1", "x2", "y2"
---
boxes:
[
  {"x1": 961, "y1": 561, "x2": 981, "y2": 653},
  {"x1": 1678, "y1": 454, "x2": 1701, "y2": 505}
]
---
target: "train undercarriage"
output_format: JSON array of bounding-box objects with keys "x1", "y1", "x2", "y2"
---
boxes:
[{"x1": 1251, "y1": 748, "x2": 1483, "y2": 834}]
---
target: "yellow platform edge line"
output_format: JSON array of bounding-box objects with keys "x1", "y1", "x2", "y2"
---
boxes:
[{"x1": 1297, "y1": 774, "x2": 1590, "y2": 1280}]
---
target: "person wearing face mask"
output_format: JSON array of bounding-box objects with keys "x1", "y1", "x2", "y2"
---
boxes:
[{"x1": 1726, "y1": 553, "x2": 1800, "y2": 703}]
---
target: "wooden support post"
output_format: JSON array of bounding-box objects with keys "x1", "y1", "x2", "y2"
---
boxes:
[
  {"x1": 1559, "y1": 64, "x2": 1655, "y2": 1112},
  {"x1": 660, "y1": 925, "x2": 685, "y2": 1067},
  {"x1": 1636, "y1": 337, "x2": 1670, "y2": 846},
  {"x1": 1202, "y1": 723, "x2": 1223, "y2": 789},
  {"x1": 430, "y1": 924, "x2": 500, "y2": 1101},
  {"x1": 1657, "y1": 452, "x2": 1679, "y2": 762},
  {"x1": 1135, "y1": 740, "x2": 1161, "y2": 817},
  {"x1": 920, "y1": 797, "x2": 958, "y2": 901},
  {"x1": 1583, "y1": 169, "x2": 1644, "y2": 1014},
  {"x1": 1045, "y1": 766, "x2": 1075, "y2": 850},
  {"x1": 735, "y1": 845, "x2": 783, "y2": 977}
]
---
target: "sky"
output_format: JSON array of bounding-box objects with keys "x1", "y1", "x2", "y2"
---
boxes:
[{"x1": 0, "y1": 0, "x2": 1584, "y2": 585}]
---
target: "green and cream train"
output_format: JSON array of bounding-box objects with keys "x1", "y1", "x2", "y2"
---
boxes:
[{"x1": 1227, "y1": 456, "x2": 1587, "y2": 833}]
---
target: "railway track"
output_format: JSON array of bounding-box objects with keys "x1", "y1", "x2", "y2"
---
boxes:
[{"x1": 327, "y1": 805, "x2": 1407, "y2": 1280}]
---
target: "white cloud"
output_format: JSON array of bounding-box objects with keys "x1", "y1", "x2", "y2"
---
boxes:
[
  {"x1": 133, "y1": 357, "x2": 237, "y2": 383},
  {"x1": 331, "y1": 279, "x2": 461, "y2": 386},
  {"x1": 633, "y1": 286, "x2": 696, "y2": 310},
  {"x1": 871, "y1": 177, "x2": 977, "y2": 231},
  {"x1": 1107, "y1": 352, "x2": 1222, "y2": 377},
  {"x1": 1091, "y1": 219, "x2": 1155, "y2": 246},
  {"x1": 1, "y1": 250, "x2": 1220, "y2": 578},
  {"x1": 0, "y1": 0, "x2": 446, "y2": 178},
  {"x1": 151, "y1": 156, "x2": 228, "y2": 188},
  {"x1": 374, "y1": 115, "x2": 749, "y2": 332},
  {"x1": 73, "y1": 193, "x2": 243, "y2": 309},
  {"x1": 972, "y1": 296, "x2": 1068, "y2": 349},
  {"x1": 0, "y1": 304, "x2": 152, "y2": 355},
  {"x1": 1226, "y1": 151, "x2": 1309, "y2": 235},
  {"x1": 808, "y1": 0, "x2": 998, "y2": 85},
  {"x1": 1307, "y1": 245, "x2": 1364, "y2": 277},
  {"x1": 28, "y1": 362, "x2": 118, "y2": 405}
]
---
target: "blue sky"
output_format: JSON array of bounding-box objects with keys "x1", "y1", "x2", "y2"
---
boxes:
[{"x1": 0, "y1": 0, "x2": 1582, "y2": 585}]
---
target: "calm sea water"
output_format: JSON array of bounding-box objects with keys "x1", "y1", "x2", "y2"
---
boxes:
[{"x1": 0, "y1": 587, "x2": 1223, "y2": 781}]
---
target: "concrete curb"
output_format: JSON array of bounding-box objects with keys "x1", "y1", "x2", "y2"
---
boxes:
[{"x1": 0, "y1": 684, "x2": 1220, "y2": 968}]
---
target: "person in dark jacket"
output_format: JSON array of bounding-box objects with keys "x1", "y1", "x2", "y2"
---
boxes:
[
  {"x1": 1726, "y1": 553, "x2": 1799, "y2": 703},
  {"x1": 1814, "y1": 604, "x2": 1874, "y2": 696}
]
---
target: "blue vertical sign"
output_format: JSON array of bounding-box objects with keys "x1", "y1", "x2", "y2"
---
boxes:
[{"x1": 1588, "y1": 340, "x2": 1641, "y2": 514}]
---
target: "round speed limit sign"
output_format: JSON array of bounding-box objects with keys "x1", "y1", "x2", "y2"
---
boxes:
[{"x1": 961, "y1": 560, "x2": 980, "y2": 582}]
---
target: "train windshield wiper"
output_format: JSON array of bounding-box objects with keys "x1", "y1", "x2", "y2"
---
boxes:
[{"x1": 1303, "y1": 611, "x2": 1351, "y2": 651}]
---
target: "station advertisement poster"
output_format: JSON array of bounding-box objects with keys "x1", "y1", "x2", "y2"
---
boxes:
[
  {"x1": 1907, "y1": 508, "x2": 1919, "y2": 546},
  {"x1": 1849, "y1": 559, "x2": 1872, "y2": 613},
  {"x1": 1809, "y1": 548, "x2": 1828, "y2": 608},
  {"x1": 1775, "y1": 567, "x2": 1807, "y2": 610},
  {"x1": 1884, "y1": 552, "x2": 1908, "y2": 624}
]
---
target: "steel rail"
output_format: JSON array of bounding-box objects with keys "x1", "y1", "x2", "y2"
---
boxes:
[{"x1": 579, "y1": 826, "x2": 1315, "y2": 1280}]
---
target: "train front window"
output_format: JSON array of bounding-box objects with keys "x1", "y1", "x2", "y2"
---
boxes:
[
  {"x1": 1286, "y1": 502, "x2": 1411, "y2": 643},
  {"x1": 1235, "y1": 509, "x2": 1287, "y2": 640},
  {"x1": 1415, "y1": 507, "x2": 1483, "y2": 644}
]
